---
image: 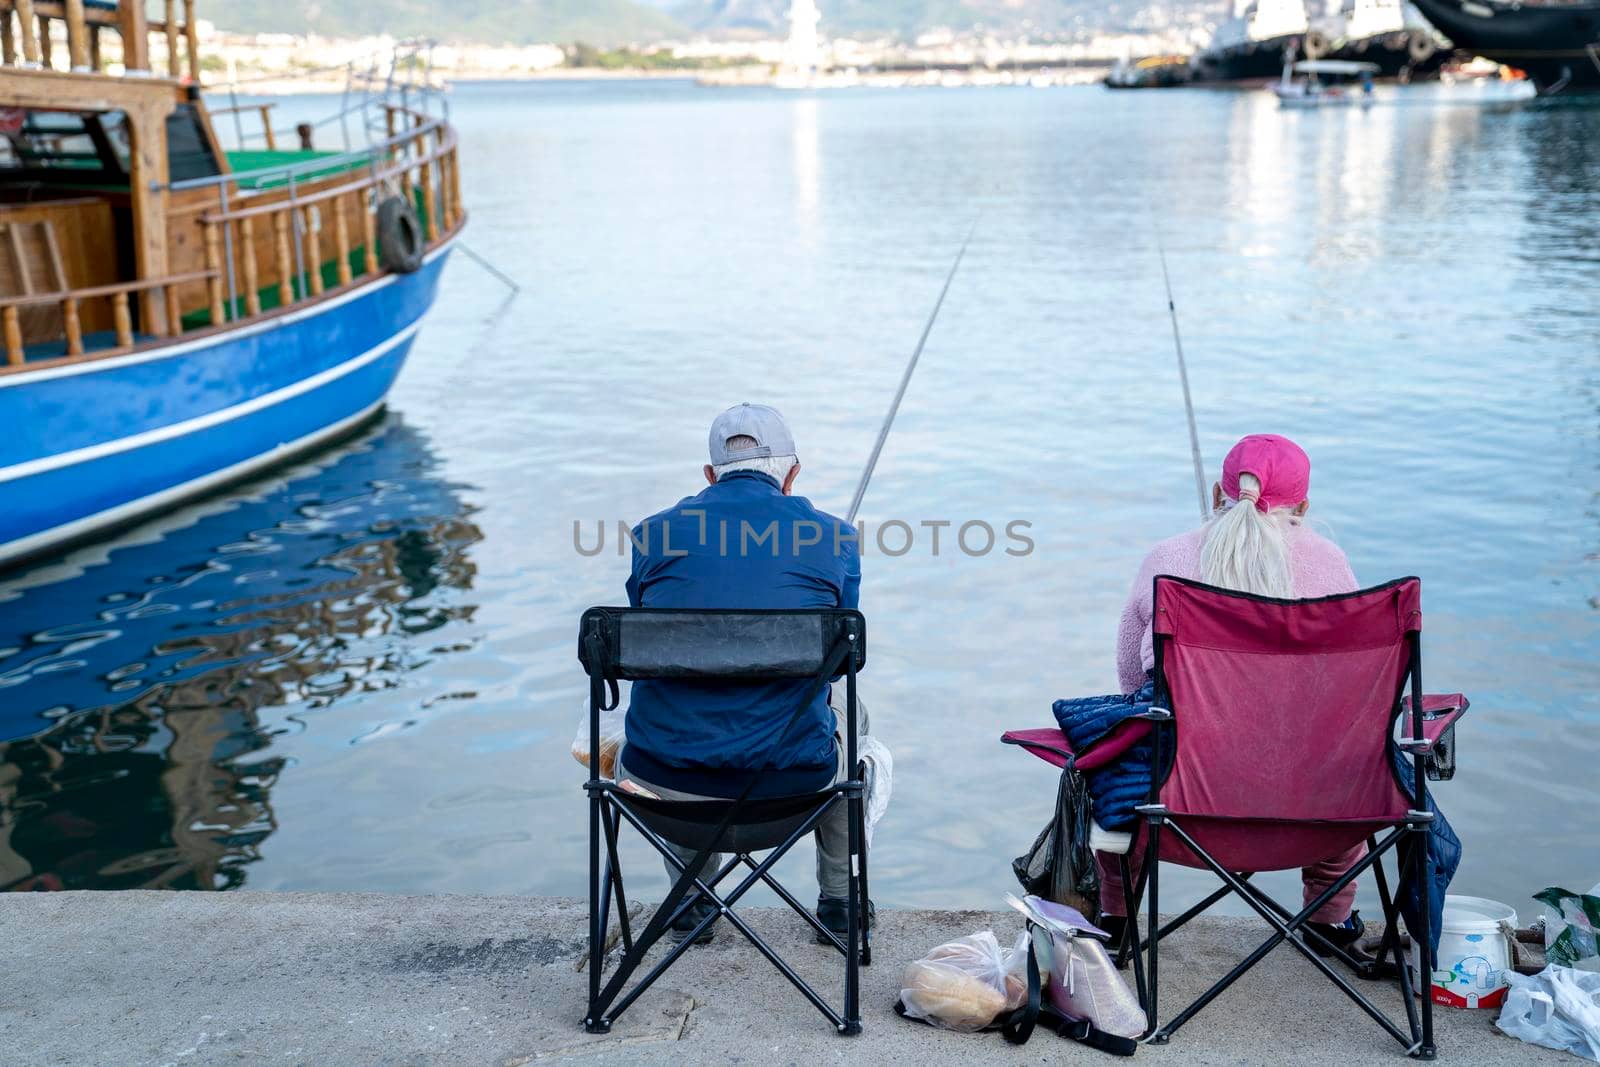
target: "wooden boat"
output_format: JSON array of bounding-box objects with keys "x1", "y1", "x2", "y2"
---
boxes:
[{"x1": 0, "y1": 1, "x2": 464, "y2": 570}]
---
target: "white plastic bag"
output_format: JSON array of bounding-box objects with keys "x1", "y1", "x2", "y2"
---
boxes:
[
  {"x1": 899, "y1": 930, "x2": 1030, "y2": 1032},
  {"x1": 1495, "y1": 966, "x2": 1600, "y2": 1062},
  {"x1": 1539, "y1": 883, "x2": 1600, "y2": 973},
  {"x1": 571, "y1": 703, "x2": 625, "y2": 780},
  {"x1": 859, "y1": 736, "x2": 892, "y2": 849}
]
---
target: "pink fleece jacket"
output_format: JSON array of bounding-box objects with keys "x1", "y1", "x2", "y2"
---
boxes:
[{"x1": 1115, "y1": 523, "x2": 1359, "y2": 694}]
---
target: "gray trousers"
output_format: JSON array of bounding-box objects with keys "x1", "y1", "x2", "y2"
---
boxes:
[{"x1": 616, "y1": 689, "x2": 869, "y2": 901}]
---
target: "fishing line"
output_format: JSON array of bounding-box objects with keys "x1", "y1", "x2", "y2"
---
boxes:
[
  {"x1": 845, "y1": 216, "x2": 979, "y2": 526},
  {"x1": 457, "y1": 242, "x2": 523, "y2": 296},
  {"x1": 1156, "y1": 232, "x2": 1209, "y2": 522}
]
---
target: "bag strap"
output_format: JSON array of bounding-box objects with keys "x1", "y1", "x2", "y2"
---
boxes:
[
  {"x1": 1001, "y1": 925, "x2": 1138, "y2": 1057},
  {"x1": 1000, "y1": 925, "x2": 1043, "y2": 1045}
]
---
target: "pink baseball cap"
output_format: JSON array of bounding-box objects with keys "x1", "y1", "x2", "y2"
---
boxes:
[{"x1": 1221, "y1": 434, "x2": 1310, "y2": 512}]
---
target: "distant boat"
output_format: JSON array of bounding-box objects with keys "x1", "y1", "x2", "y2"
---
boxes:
[
  {"x1": 1105, "y1": 55, "x2": 1192, "y2": 88},
  {"x1": 1314, "y1": 0, "x2": 1451, "y2": 79},
  {"x1": 1408, "y1": 0, "x2": 1600, "y2": 92},
  {"x1": 0, "y1": 3, "x2": 465, "y2": 572},
  {"x1": 1274, "y1": 58, "x2": 1382, "y2": 104},
  {"x1": 1192, "y1": 0, "x2": 1315, "y2": 84},
  {"x1": 1191, "y1": 0, "x2": 1449, "y2": 84}
]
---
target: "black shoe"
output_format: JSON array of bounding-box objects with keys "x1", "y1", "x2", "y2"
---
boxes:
[
  {"x1": 815, "y1": 896, "x2": 876, "y2": 945},
  {"x1": 1306, "y1": 911, "x2": 1366, "y2": 957},
  {"x1": 669, "y1": 899, "x2": 717, "y2": 946},
  {"x1": 1306, "y1": 911, "x2": 1400, "y2": 980}
]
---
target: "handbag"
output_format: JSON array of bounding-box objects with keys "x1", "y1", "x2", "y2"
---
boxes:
[
  {"x1": 1000, "y1": 894, "x2": 1145, "y2": 1057},
  {"x1": 1012, "y1": 758, "x2": 1099, "y2": 916}
]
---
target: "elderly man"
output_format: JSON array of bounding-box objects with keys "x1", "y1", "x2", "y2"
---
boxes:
[{"x1": 615, "y1": 403, "x2": 873, "y2": 946}]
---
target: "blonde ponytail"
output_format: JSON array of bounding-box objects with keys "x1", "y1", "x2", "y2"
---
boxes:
[{"x1": 1199, "y1": 473, "x2": 1294, "y2": 597}]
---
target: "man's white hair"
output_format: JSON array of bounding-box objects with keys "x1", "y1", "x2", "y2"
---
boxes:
[{"x1": 712, "y1": 435, "x2": 796, "y2": 483}]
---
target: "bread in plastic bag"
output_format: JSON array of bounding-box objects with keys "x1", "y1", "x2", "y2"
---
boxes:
[
  {"x1": 1495, "y1": 965, "x2": 1600, "y2": 1061},
  {"x1": 571, "y1": 704, "x2": 625, "y2": 780},
  {"x1": 899, "y1": 930, "x2": 1030, "y2": 1032}
]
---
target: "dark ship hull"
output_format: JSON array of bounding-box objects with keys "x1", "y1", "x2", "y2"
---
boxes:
[
  {"x1": 1191, "y1": 33, "x2": 1304, "y2": 83},
  {"x1": 1409, "y1": 0, "x2": 1600, "y2": 91},
  {"x1": 1327, "y1": 29, "x2": 1450, "y2": 78},
  {"x1": 1192, "y1": 28, "x2": 1447, "y2": 83}
]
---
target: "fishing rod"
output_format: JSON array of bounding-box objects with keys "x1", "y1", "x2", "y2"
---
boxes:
[
  {"x1": 1156, "y1": 233, "x2": 1209, "y2": 523},
  {"x1": 845, "y1": 217, "x2": 979, "y2": 526}
]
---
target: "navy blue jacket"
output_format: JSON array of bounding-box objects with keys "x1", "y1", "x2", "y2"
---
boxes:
[{"x1": 623, "y1": 470, "x2": 860, "y2": 797}]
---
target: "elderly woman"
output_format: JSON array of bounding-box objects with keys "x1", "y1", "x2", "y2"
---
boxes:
[{"x1": 1059, "y1": 434, "x2": 1370, "y2": 955}]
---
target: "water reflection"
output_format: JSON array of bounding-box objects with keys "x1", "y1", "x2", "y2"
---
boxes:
[
  {"x1": 792, "y1": 96, "x2": 820, "y2": 220},
  {"x1": 0, "y1": 419, "x2": 481, "y2": 891}
]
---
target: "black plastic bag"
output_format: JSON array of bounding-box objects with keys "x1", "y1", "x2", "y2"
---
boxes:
[{"x1": 1012, "y1": 763, "x2": 1098, "y2": 917}]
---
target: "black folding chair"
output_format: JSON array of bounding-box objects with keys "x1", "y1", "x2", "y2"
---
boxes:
[{"x1": 578, "y1": 606, "x2": 871, "y2": 1036}]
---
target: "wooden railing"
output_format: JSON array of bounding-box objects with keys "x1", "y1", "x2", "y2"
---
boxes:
[
  {"x1": 0, "y1": 0, "x2": 202, "y2": 81},
  {"x1": 0, "y1": 107, "x2": 461, "y2": 373},
  {"x1": 195, "y1": 111, "x2": 462, "y2": 330},
  {"x1": 0, "y1": 268, "x2": 216, "y2": 365},
  {"x1": 210, "y1": 102, "x2": 279, "y2": 149}
]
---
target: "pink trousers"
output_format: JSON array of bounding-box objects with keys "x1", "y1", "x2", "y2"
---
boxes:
[{"x1": 1095, "y1": 841, "x2": 1365, "y2": 925}]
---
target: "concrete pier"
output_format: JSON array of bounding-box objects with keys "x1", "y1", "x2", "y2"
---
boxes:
[{"x1": 4, "y1": 892, "x2": 1559, "y2": 1065}]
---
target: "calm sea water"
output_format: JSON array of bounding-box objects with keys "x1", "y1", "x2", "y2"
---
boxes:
[{"x1": 1, "y1": 81, "x2": 1595, "y2": 918}]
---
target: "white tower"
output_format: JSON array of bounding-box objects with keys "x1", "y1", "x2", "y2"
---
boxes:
[{"x1": 783, "y1": 0, "x2": 822, "y2": 77}]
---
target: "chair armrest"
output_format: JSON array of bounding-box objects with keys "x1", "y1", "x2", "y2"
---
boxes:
[
  {"x1": 1002, "y1": 720, "x2": 1152, "y2": 772},
  {"x1": 1001, "y1": 728, "x2": 1074, "y2": 768},
  {"x1": 1396, "y1": 694, "x2": 1468, "y2": 752}
]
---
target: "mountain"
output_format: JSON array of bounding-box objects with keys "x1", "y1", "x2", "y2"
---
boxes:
[
  {"x1": 199, "y1": 0, "x2": 1196, "y2": 43},
  {"x1": 200, "y1": 0, "x2": 685, "y2": 46},
  {"x1": 668, "y1": 0, "x2": 1166, "y2": 37}
]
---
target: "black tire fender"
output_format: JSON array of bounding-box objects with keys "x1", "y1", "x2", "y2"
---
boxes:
[{"x1": 376, "y1": 195, "x2": 424, "y2": 274}]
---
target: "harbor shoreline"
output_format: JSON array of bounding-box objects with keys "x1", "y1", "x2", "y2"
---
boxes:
[{"x1": 3, "y1": 890, "x2": 1562, "y2": 1064}]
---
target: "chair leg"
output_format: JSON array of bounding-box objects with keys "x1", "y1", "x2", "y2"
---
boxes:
[
  {"x1": 842, "y1": 789, "x2": 863, "y2": 1034},
  {"x1": 1145, "y1": 812, "x2": 1165, "y2": 1043},
  {"x1": 1415, "y1": 822, "x2": 1436, "y2": 1059},
  {"x1": 855, "y1": 772, "x2": 872, "y2": 967},
  {"x1": 585, "y1": 792, "x2": 609, "y2": 1033},
  {"x1": 601, "y1": 805, "x2": 633, "y2": 956},
  {"x1": 1369, "y1": 835, "x2": 1421, "y2": 1044}
]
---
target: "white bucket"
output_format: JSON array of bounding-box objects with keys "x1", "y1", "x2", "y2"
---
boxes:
[{"x1": 1413, "y1": 895, "x2": 1518, "y2": 1009}]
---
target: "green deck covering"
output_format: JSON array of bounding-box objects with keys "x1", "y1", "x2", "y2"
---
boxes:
[{"x1": 224, "y1": 149, "x2": 368, "y2": 190}]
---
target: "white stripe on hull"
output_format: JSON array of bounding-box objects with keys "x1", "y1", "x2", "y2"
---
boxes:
[
  {"x1": 0, "y1": 398, "x2": 389, "y2": 568},
  {"x1": 0, "y1": 320, "x2": 421, "y2": 485}
]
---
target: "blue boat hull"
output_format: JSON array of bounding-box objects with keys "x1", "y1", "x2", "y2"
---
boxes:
[{"x1": 0, "y1": 242, "x2": 455, "y2": 569}]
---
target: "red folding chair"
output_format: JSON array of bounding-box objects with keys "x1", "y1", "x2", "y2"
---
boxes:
[{"x1": 1004, "y1": 576, "x2": 1466, "y2": 1058}]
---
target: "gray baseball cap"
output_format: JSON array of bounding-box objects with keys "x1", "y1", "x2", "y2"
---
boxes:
[{"x1": 708, "y1": 403, "x2": 797, "y2": 465}]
